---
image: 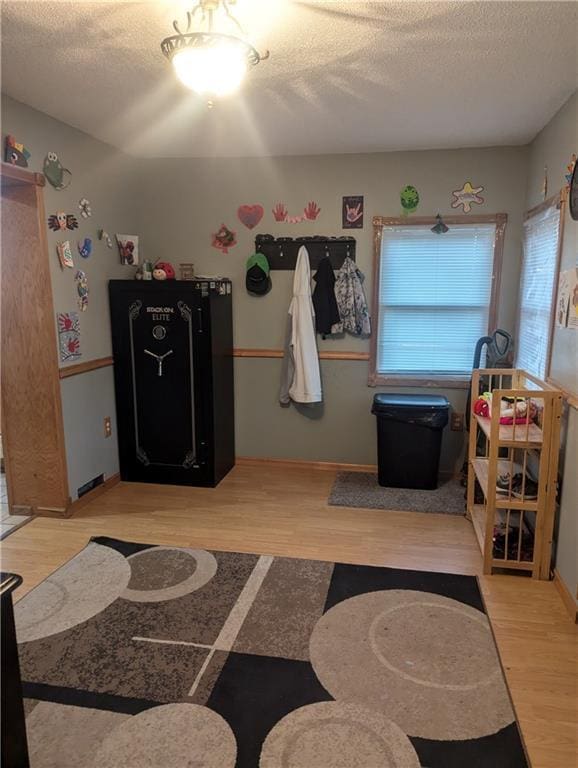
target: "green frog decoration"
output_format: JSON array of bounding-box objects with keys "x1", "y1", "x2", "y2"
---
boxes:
[{"x1": 400, "y1": 185, "x2": 419, "y2": 216}]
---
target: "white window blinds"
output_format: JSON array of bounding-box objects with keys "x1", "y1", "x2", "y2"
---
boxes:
[
  {"x1": 377, "y1": 224, "x2": 497, "y2": 375},
  {"x1": 516, "y1": 204, "x2": 561, "y2": 379}
]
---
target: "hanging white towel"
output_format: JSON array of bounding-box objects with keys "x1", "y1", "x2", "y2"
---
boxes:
[{"x1": 279, "y1": 246, "x2": 322, "y2": 404}]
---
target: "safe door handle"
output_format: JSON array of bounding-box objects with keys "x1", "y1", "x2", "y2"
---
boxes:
[
  {"x1": 197, "y1": 307, "x2": 203, "y2": 334},
  {"x1": 144, "y1": 348, "x2": 173, "y2": 376}
]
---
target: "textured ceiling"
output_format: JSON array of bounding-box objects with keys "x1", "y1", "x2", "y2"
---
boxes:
[{"x1": 1, "y1": 1, "x2": 576, "y2": 158}]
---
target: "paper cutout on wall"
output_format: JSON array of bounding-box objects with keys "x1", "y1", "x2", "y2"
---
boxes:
[
  {"x1": 43, "y1": 152, "x2": 72, "y2": 190},
  {"x1": 98, "y1": 229, "x2": 113, "y2": 248},
  {"x1": 400, "y1": 185, "x2": 419, "y2": 215},
  {"x1": 237, "y1": 204, "x2": 264, "y2": 230},
  {"x1": 75, "y1": 270, "x2": 89, "y2": 312},
  {"x1": 56, "y1": 240, "x2": 74, "y2": 269},
  {"x1": 342, "y1": 196, "x2": 364, "y2": 228},
  {"x1": 48, "y1": 212, "x2": 79, "y2": 232},
  {"x1": 556, "y1": 270, "x2": 571, "y2": 328},
  {"x1": 212, "y1": 224, "x2": 237, "y2": 253},
  {"x1": 116, "y1": 234, "x2": 139, "y2": 265},
  {"x1": 557, "y1": 268, "x2": 578, "y2": 329},
  {"x1": 451, "y1": 181, "x2": 484, "y2": 213},
  {"x1": 564, "y1": 153, "x2": 577, "y2": 188},
  {"x1": 272, "y1": 203, "x2": 288, "y2": 222},
  {"x1": 78, "y1": 238, "x2": 92, "y2": 258},
  {"x1": 571, "y1": 274, "x2": 578, "y2": 330},
  {"x1": 78, "y1": 198, "x2": 92, "y2": 218},
  {"x1": 303, "y1": 201, "x2": 321, "y2": 221},
  {"x1": 57, "y1": 311, "x2": 81, "y2": 361},
  {"x1": 272, "y1": 202, "x2": 319, "y2": 224},
  {"x1": 5, "y1": 135, "x2": 30, "y2": 167}
]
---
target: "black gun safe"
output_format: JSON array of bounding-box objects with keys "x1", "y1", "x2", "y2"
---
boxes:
[{"x1": 109, "y1": 279, "x2": 234, "y2": 487}]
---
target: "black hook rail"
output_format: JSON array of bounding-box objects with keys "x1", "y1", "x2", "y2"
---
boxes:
[{"x1": 254, "y1": 235, "x2": 356, "y2": 270}]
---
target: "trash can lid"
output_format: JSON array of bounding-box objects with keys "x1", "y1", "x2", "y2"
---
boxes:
[{"x1": 372, "y1": 394, "x2": 449, "y2": 412}]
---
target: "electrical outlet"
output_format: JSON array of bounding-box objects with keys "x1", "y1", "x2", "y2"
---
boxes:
[
  {"x1": 104, "y1": 416, "x2": 112, "y2": 438},
  {"x1": 450, "y1": 412, "x2": 464, "y2": 431}
]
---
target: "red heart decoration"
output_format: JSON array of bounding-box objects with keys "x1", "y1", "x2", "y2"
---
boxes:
[{"x1": 237, "y1": 204, "x2": 264, "y2": 230}]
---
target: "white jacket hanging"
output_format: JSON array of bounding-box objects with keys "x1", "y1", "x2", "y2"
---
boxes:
[{"x1": 279, "y1": 246, "x2": 322, "y2": 404}]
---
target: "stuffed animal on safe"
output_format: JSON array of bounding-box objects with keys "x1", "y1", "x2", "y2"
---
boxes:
[{"x1": 152, "y1": 261, "x2": 176, "y2": 280}]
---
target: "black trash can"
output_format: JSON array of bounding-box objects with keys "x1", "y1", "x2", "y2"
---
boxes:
[{"x1": 371, "y1": 394, "x2": 449, "y2": 490}]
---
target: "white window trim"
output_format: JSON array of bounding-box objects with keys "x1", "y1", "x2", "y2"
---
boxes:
[
  {"x1": 515, "y1": 193, "x2": 565, "y2": 381},
  {"x1": 369, "y1": 214, "x2": 507, "y2": 388}
]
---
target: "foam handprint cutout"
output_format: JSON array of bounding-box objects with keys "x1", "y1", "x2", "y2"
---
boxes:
[
  {"x1": 272, "y1": 203, "x2": 288, "y2": 222},
  {"x1": 273, "y1": 201, "x2": 320, "y2": 224},
  {"x1": 303, "y1": 201, "x2": 321, "y2": 221}
]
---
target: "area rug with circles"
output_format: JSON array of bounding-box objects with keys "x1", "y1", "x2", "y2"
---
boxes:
[{"x1": 16, "y1": 536, "x2": 528, "y2": 767}]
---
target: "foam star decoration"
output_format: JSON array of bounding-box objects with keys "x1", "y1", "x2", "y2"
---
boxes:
[{"x1": 451, "y1": 181, "x2": 485, "y2": 213}]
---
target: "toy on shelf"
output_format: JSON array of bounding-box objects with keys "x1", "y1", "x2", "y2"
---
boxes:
[
  {"x1": 473, "y1": 391, "x2": 491, "y2": 418},
  {"x1": 498, "y1": 397, "x2": 537, "y2": 425},
  {"x1": 135, "y1": 261, "x2": 153, "y2": 281},
  {"x1": 152, "y1": 261, "x2": 176, "y2": 280},
  {"x1": 473, "y1": 392, "x2": 538, "y2": 425},
  {"x1": 179, "y1": 263, "x2": 195, "y2": 280}
]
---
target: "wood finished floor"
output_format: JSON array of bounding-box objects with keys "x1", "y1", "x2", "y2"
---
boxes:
[{"x1": 1, "y1": 464, "x2": 576, "y2": 768}]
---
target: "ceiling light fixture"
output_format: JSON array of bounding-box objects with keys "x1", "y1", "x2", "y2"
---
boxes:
[{"x1": 161, "y1": 0, "x2": 269, "y2": 99}]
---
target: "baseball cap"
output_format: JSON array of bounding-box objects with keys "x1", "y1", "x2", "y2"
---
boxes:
[{"x1": 246, "y1": 253, "x2": 271, "y2": 296}]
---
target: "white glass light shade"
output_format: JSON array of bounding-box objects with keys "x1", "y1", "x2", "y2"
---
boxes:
[{"x1": 172, "y1": 40, "x2": 248, "y2": 96}]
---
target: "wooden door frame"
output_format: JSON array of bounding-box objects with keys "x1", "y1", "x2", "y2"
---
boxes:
[{"x1": 1, "y1": 164, "x2": 70, "y2": 516}]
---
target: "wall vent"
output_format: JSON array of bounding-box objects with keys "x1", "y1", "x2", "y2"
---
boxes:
[{"x1": 77, "y1": 473, "x2": 104, "y2": 498}]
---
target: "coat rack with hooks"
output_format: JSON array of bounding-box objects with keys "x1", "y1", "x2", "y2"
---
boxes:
[{"x1": 254, "y1": 235, "x2": 356, "y2": 270}]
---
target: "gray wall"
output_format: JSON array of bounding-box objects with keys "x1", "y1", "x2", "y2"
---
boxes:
[
  {"x1": 1, "y1": 95, "x2": 140, "y2": 499},
  {"x1": 137, "y1": 147, "x2": 528, "y2": 472},
  {"x1": 2, "y1": 89, "x2": 574, "y2": 598},
  {"x1": 526, "y1": 92, "x2": 578, "y2": 395},
  {"x1": 526, "y1": 91, "x2": 578, "y2": 600},
  {"x1": 2, "y1": 96, "x2": 547, "y2": 493}
]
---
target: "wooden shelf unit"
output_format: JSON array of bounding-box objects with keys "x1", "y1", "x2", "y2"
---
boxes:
[
  {"x1": 474, "y1": 414, "x2": 544, "y2": 447},
  {"x1": 466, "y1": 369, "x2": 562, "y2": 579}
]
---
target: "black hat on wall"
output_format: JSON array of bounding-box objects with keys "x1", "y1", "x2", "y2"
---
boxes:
[{"x1": 246, "y1": 253, "x2": 271, "y2": 296}]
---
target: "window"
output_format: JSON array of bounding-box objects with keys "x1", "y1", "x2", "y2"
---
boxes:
[
  {"x1": 516, "y1": 200, "x2": 562, "y2": 379},
  {"x1": 370, "y1": 218, "x2": 504, "y2": 384}
]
